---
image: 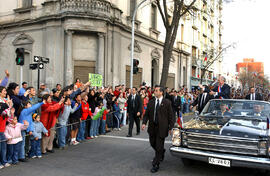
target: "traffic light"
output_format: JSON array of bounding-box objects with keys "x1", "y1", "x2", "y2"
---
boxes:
[
  {"x1": 133, "y1": 59, "x2": 139, "y2": 74},
  {"x1": 15, "y1": 48, "x2": 25, "y2": 65}
]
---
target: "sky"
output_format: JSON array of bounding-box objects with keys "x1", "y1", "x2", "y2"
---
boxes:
[{"x1": 222, "y1": 0, "x2": 270, "y2": 78}]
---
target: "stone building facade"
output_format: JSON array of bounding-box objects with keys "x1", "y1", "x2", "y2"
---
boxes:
[{"x1": 0, "y1": 0, "x2": 222, "y2": 90}]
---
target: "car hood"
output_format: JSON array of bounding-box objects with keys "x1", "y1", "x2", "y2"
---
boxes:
[{"x1": 184, "y1": 118, "x2": 268, "y2": 139}]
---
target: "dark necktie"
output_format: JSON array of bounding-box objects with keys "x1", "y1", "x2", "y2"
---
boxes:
[
  {"x1": 132, "y1": 95, "x2": 135, "y2": 108},
  {"x1": 154, "y1": 99, "x2": 160, "y2": 124}
]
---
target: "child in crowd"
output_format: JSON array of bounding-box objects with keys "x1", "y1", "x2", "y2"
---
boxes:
[
  {"x1": 90, "y1": 101, "x2": 103, "y2": 138},
  {"x1": 0, "y1": 86, "x2": 13, "y2": 169},
  {"x1": 78, "y1": 93, "x2": 92, "y2": 141},
  {"x1": 69, "y1": 94, "x2": 82, "y2": 145},
  {"x1": 18, "y1": 100, "x2": 44, "y2": 162},
  {"x1": 113, "y1": 98, "x2": 121, "y2": 131},
  {"x1": 57, "y1": 96, "x2": 78, "y2": 149},
  {"x1": 4, "y1": 116, "x2": 29, "y2": 165},
  {"x1": 29, "y1": 113, "x2": 48, "y2": 158}
]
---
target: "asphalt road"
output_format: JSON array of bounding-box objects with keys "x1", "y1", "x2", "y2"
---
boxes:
[{"x1": 0, "y1": 116, "x2": 268, "y2": 176}]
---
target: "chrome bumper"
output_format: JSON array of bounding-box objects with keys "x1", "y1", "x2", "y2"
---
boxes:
[{"x1": 170, "y1": 146, "x2": 270, "y2": 169}]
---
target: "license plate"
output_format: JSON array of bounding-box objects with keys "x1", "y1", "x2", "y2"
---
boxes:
[{"x1": 208, "y1": 157, "x2": 231, "y2": 167}]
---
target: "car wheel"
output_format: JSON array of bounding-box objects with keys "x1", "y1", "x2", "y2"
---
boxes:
[{"x1": 181, "y1": 158, "x2": 193, "y2": 166}]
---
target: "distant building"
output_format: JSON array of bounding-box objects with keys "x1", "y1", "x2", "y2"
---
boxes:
[{"x1": 236, "y1": 58, "x2": 264, "y2": 77}]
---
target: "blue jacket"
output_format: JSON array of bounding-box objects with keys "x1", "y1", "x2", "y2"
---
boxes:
[
  {"x1": 113, "y1": 103, "x2": 120, "y2": 117},
  {"x1": 19, "y1": 102, "x2": 44, "y2": 133},
  {"x1": 58, "y1": 105, "x2": 78, "y2": 126},
  {"x1": 31, "y1": 121, "x2": 48, "y2": 139}
]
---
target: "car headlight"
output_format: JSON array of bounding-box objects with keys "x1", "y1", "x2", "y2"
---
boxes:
[
  {"x1": 172, "y1": 128, "x2": 180, "y2": 138},
  {"x1": 172, "y1": 128, "x2": 181, "y2": 146},
  {"x1": 172, "y1": 138, "x2": 181, "y2": 146}
]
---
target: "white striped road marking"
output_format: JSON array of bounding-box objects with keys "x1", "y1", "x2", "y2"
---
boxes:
[{"x1": 100, "y1": 135, "x2": 172, "y2": 144}]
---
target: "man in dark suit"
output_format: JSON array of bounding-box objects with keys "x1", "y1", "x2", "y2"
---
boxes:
[
  {"x1": 127, "y1": 87, "x2": 142, "y2": 137},
  {"x1": 142, "y1": 85, "x2": 174, "y2": 173},
  {"x1": 245, "y1": 87, "x2": 263, "y2": 100},
  {"x1": 249, "y1": 104, "x2": 266, "y2": 117},
  {"x1": 190, "y1": 85, "x2": 214, "y2": 114},
  {"x1": 218, "y1": 103, "x2": 232, "y2": 117},
  {"x1": 171, "y1": 90, "x2": 181, "y2": 118},
  {"x1": 210, "y1": 76, "x2": 231, "y2": 99}
]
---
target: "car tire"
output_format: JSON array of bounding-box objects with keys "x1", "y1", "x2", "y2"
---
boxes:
[{"x1": 181, "y1": 158, "x2": 193, "y2": 166}]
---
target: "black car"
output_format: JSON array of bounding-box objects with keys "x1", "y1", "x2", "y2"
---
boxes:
[{"x1": 170, "y1": 99, "x2": 270, "y2": 170}]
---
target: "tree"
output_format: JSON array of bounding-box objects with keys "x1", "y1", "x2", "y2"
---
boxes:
[
  {"x1": 156, "y1": 0, "x2": 196, "y2": 87},
  {"x1": 238, "y1": 70, "x2": 269, "y2": 90},
  {"x1": 200, "y1": 43, "x2": 236, "y2": 84}
]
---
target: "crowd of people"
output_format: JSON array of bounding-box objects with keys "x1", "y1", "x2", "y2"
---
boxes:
[{"x1": 0, "y1": 70, "x2": 269, "y2": 170}]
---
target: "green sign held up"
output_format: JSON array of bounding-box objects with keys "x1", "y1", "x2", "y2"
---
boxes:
[{"x1": 89, "y1": 73, "x2": 103, "y2": 87}]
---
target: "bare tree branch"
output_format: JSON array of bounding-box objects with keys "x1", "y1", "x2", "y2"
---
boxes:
[
  {"x1": 180, "y1": 0, "x2": 197, "y2": 17},
  {"x1": 156, "y1": 0, "x2": 169, "y2": 28}
]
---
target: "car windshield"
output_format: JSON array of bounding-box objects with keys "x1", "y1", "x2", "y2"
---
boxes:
[{"x1": 201, "y1": 100, "x2": 270, "y2": 119}]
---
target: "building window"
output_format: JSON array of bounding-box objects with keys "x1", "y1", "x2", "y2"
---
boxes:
[
  {"x1": 151, "y1": 4, "x2": 157, "y2": 29},
  {"x1": 181, "y1": 24, "x2": 184, "y2": 42},
  {"x1": 130, "y1": 0, "x2": 137, "y2": 17},
  {"x1": 192, "y1": 46, "x2": 197, "y2": 58},
  {"x1": 22, "y1": 0, "x2": 32, "y2": 8},
  {"x1": 209, "y1": 71, "x2": 213, "y2": 80},
  {"x1": 192, "y1": 66, "x2": 196, "y2": 77}
]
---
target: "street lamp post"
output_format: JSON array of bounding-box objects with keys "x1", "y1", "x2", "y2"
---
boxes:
[{"x1": 130, "y1": 0, "x2": 147, "y2": 89}]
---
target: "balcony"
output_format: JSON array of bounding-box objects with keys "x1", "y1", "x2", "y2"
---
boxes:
[
  {"x1": 60, "y1": 0, "x2": 111, "y2": 16},
  {"x1": 177, "y1": 41, "x2": 190, "y2": 54}
]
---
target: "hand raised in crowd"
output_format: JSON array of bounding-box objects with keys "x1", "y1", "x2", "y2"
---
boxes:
[
  {"x1": 24, "y1": 89, "x2": 30, "y2": 97},
  {"x1": 59, "y1": 97, "x2": 65, "y2": 104},
  {"x1": 23, "y1": 120, "x2": 29, "y2": 126},
  {"x1": 209, "y1": 91, "x2": 215, "y2": 95},
  {"x1": 5, "y1": 70, "x2": 10, "y2": 77},
  {"x1": 7, "y1": 96, "x2": 13, "y2": 108},
  {"x1": 10, "y1": 107, "x2": 15, "y2": 116}
]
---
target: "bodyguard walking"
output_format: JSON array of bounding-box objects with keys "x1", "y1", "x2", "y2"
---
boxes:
[
  {"x1": 126, "y1": 87, "x2": 142, "y2": 137},
  {"x1": 142, "y1": 85, "x2": 174, "y2": 173}
]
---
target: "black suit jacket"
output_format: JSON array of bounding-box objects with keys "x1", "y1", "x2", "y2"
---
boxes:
[
  {"x1": 172, "y1": 96, "x2": 181, "y2": 111},
  {"x1": 213, "y1": 84, "x2": 231, "y2": 99},
  {"x1": 192, "y1": 93, "x2": 214, "y2": 113},
  {"x1": 245, "y1": 93, "x2": 263, "y2": 101},
  {"x1": 127, "y1": 94, "x2": 142, "y2": 115},
  {"x1": 143, "y1": 98, "x2": 174, "y2": 138}
]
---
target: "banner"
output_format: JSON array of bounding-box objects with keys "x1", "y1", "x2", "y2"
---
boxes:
[{"x1": 89, "y1": 73, "x2": 103, "y2": 87}]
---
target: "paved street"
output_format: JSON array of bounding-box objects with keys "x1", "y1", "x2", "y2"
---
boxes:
[{"x1": 0, "y1": 116, "x2": 266, "y2": 176}]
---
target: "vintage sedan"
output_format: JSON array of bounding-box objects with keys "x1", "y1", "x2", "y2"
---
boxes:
[{"x1": 170, "y1": 99, "x2": 270, "y2": 170}]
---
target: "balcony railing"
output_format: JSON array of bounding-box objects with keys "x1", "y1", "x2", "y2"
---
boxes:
[{"x1": 60, "y1": 0, "x2": 111, "y2": 16}]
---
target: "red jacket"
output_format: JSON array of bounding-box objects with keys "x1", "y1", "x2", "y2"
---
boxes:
[
  {"x1": 81, "y1": 101, "x2": 92, "y2": 120},
  {"x1": 114, "y1": 90, "x2": 120, "y2": 97},
  {"x1": 102, "y1": 110, "x2": 108, "y2": 121},
  {"x1": 0, "y1": 116, "x2": 7, "y2": 133},
  {"x1": 40, "y1": 102, "x2": 63, "y2": 136}
]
